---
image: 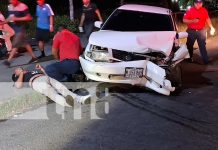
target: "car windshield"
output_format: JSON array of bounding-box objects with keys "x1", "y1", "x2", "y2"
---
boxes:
[{"x1": 101, "y1": 9, "x2": 174, "y2": 31}]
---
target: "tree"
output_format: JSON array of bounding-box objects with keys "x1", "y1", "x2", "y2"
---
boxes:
[
  {"x1": 120, "y1": 0, "x2": 125, "y2": 5},
  {"x1": 69, "y1": 0, "x2": 74, "y2": 21}
]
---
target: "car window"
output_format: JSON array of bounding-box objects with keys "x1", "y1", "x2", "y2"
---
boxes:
[{"x1": 101, "y1": 9, "x2": 175, "y2": 31}]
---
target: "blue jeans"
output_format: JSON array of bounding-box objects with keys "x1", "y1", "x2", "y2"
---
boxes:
[
  {"x1": 45, "y1": 59, "x2": 80, "y2": 81},
  {"x1": 186, "y1": 28, "x2": 208, "y2": 64},
  {"x1": 84, "y1": 23, "x2": 94, "y2": 39}
]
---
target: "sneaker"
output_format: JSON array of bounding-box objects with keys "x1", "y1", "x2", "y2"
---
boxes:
[
  {"x1": 76, "y1": 95, "x2": 91, "y2": 105},
  {"x1": 28, "y1": 57, "x2": 38, "y2": 64},
  {"x1": 65, "y1": 95, "x2": 75, "y2": 107},
  {"x1": 3, "y1": 60, "x2": 10, "y2": 67}
]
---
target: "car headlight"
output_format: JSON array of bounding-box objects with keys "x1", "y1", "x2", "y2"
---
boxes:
[
  {"x1": 90, "y1": 45, "x2": 108, "y2": 51},
  {"x1": 86, "y1": 45, "x2": 110, "y2": 62},
  {"x1": 87, "y1": 51, "x2": 110, "y2": 62}
]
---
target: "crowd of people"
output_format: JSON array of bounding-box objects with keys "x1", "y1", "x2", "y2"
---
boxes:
[
  {"x1": 0, "y1": 0, "x2": 103, "y2": 107},
  {"x1": 0, "y1": 0, "x2": 217, "y2": 107}
]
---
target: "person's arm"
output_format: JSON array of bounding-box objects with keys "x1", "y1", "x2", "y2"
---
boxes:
[
  {"x1": 35, "y1": 64, "x2": 47, "y2": 75},
  {"x1": 49, "y1": 15, "x2": 54, "y2": 32},
  {"x1": 7, "y1": 13, "x2": 32, "y2": 22},
  {"x1": 183, "y1": 18, "x2": 199, "y2": 24},
  {"x1": 95, "y1": 9, "x2": 103, "y2": 22},
  {"x1": 45, "y1": 4, "x2": 54, "y2": 32},
  {"x1": 206, "y1": 17, "x2": 215, "y2": 35},
  {"x1": 79, "y1": 13, "x2": 85, "y2": 27},
  {"x1": 183, "y1": 8, "x2": 199, "y2": 25},
  {"x1": 52, "y1": 47, "x2": 59, "y2": 60},
  {"x1": 14, "y1": 71, "x2": 24, "y2": 89},
  {"x1": 52, "y1": 33, "x2": 60, "y2": 60}
]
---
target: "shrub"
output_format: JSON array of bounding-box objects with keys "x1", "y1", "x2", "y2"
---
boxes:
[
  {"x1": 53, "y1": 15, "x2": 80, "y2": 36},
  {"x1": 26, "y1": 15, "x2": 80, "y2": 38}
]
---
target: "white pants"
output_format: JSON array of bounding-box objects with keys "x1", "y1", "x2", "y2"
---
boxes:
[{"x1": 32, "y1": 76, "x2": 78, "y2": 107}]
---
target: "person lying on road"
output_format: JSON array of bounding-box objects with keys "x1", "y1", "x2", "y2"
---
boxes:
[{"x1": 12, "y1": 64, "x2": 90, "y2": 107}]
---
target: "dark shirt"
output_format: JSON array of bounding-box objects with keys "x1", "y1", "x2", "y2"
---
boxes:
[
  {"x1": 23, "y1": 70, "x2": 43, "y2": 82},
  {"x1": 82, "y1": 3, "x2": 97, "y2": 24},
  {"x1": 8, "y1": 2, "x2": 30, "y2": 32}
]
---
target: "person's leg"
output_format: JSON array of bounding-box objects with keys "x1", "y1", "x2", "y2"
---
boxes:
[
  {"x1": 7, "y1": 47, "x2": 18, "y2": 61},
  {"x1": 21, "y1": 30, "x2": 37, "y2": 62},
  {"x1": 45, "y1": 60, "x2": 80, "y2": 81},
  {"x1": 48, "y1": 77, "x2": 78, "y2": 97},
  {"x1": 38, "y1": 40, "x2": 45, "y2": 56},
  {"x1": 32, "y1": 76, "x2": 73, "y2": 107},
  {"x1": 186, "y1": 29, "x2": 197, "y2": 60},
  {"x1": 84, "y1": 23, "x2": 94, "y2": 39},
  {"x1": 2, "y1": 24, "x2": 14, "y2": 52},
  {"x1": 59, "y1": 59, "x2": 80, "y2": 74},
  {"x1": 3, "y1": 32, "x2": 20, "y2": 66},
  {"x1": 7, "y1": 32, "x2": 21, "y2": 62},
  {"x1": 36, "y1": 28, "x2": 49, "y2": 57},
  {"x1": 25, "y1": 44, "x2": 37, "y2": 59},
  {"x1": 45, "y1": 62, "x2": 65, "y2": 81},
  {"x1": 48, "y1": 77, "x2": 91, "y2": 104},
  {"x1": 4, "y1": 36, "x2": 12, "y2": 52},
  {"x1": 197, "y1": 29, "x2": 208, "y2": 64}
]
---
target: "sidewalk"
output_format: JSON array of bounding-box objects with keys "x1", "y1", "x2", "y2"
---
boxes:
[{"x1": 0, "y1": 34, "x2": 217, "y2": 120}]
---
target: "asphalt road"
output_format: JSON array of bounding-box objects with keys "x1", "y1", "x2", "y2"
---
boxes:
[{"x1": 0, "y1": 62, "x2": 218, "y2": 150}]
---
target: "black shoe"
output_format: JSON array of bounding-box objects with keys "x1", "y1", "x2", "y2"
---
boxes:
[
  {"x1": 186, "y1": 58, "x2": 194, "y2": 63},
  {"x1": 3, "y1": 60, "x2": 10, "y2": 67},
  {"x1": 204, "y1": 61, "x2": 212, "y2": 65},
  {"x1": 65, "y1": 95, "x2": 75, "y2": 107},
  {"x1": 28, "y1": 57, "x2": 38, "y2": 64},
  {"x1": 37, "y1": 54, "x2": 45, "y2": 59}
]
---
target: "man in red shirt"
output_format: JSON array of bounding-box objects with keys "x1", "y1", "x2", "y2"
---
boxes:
[
  {"x1": 45, "y1": 25, "x2": 83, "y2": 81},
  {"x1": 183, "y1": 0, "x2": 215, "y2": 64}
]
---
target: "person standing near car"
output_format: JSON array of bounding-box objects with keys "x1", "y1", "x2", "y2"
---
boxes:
[
  {"x1": 183, "y1": 0, "x2": 215, "y2": 64},
  {"x1": 36, "y1": 0, "x2": 54, "y2": 58},
  {"x1": 3, "y1": 0, "x2": 38, "y2": 67},
  {"x1": 79, "y1": 0, "x2": 103, "y2": 40},
  {"x1": 45, "y1": 25, "x2": 83, "y2": 82}
]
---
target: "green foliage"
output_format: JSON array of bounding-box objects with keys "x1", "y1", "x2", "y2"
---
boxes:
[
  {"x1": 53, "y1": 15, "x2": 79, "y2": 33},
  {"x1": 26, "y1": 15, "x2": 80, "y2": 38},
  {"x1": 26, "y1": 19, "x2": 37, "y2": 38},
  {"x1": 0, "y1": 0, "x2": 8, "y2": 16},
  {"x1": 51, "y1": 15, "x2": 80, "y2": 37}
]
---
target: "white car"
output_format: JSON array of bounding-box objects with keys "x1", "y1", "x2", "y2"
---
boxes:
[{"x1": 79, "y1": 4, "x2": 189, "y2": 96}]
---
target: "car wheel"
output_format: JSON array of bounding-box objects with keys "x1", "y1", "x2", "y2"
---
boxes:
[{"x1": 166, "y1": 64, "x2": 183, "y2": 94}]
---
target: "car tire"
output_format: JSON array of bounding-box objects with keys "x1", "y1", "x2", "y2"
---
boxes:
[{"x1": 166, "y1": 64, "x2": 183, "y2": 95}]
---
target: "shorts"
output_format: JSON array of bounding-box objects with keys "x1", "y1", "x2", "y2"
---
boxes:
[
  {"x1": 36, "y1": 28, "x2": 50, "y2": 42},
  {"x1": 12, "y1": 31, "x2": 28, "y2": 48}
]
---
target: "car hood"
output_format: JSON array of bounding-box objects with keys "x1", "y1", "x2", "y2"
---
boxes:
[{"x1": 89, "y1": 31, "x2": 176, "y2": 56}]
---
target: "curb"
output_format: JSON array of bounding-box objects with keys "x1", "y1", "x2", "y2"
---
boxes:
[
  {"x1": 0, "y1": 82, "x2": 100, "y2": 120},
  {"x1": 0, "y1": 91, "x2": 48, "y2": 120}
]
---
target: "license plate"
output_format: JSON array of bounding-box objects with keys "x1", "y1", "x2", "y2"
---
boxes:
[{"x1": 125, "y1": 67, "x2": 144, "y2": 78}]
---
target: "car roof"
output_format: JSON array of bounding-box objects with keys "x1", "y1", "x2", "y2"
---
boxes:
[{"x1": 118, "y1": 4, "x2": 171, "y2": 15}]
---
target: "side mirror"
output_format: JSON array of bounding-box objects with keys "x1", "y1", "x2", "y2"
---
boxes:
[
  {"x1": 178, "y1": 32, "x2": 188, "y2": 39},
  {"x1": 94, "y1": 21, "x2": 103, "y2": 28}
]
